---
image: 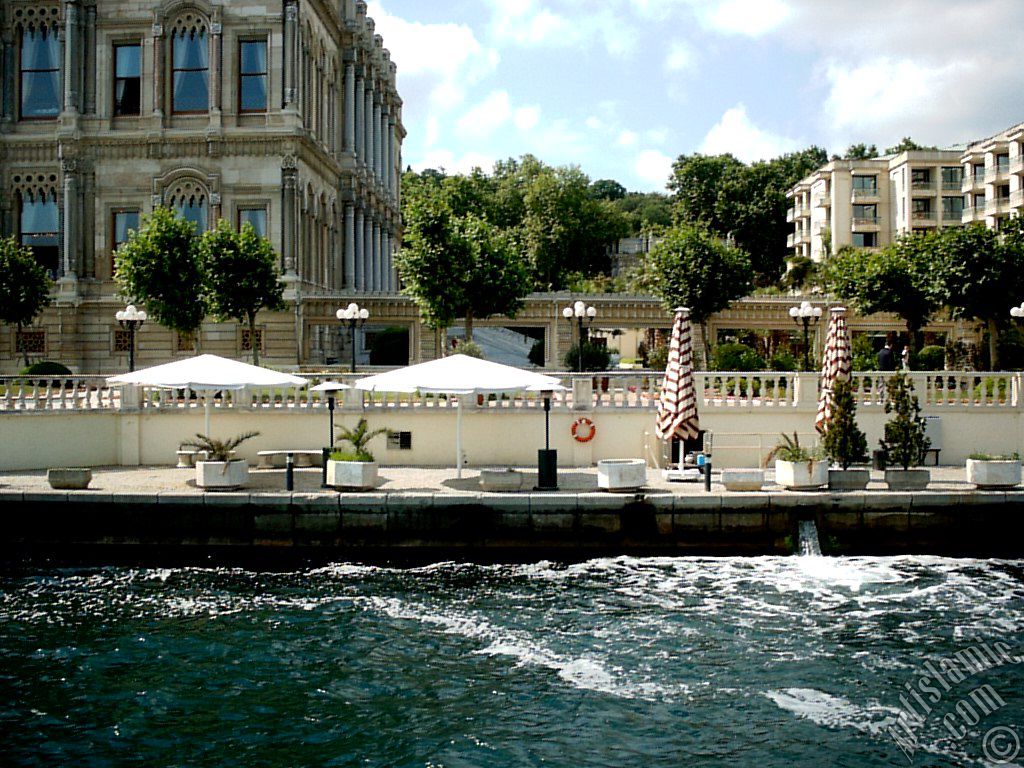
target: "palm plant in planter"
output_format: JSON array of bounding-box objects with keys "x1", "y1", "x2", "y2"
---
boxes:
[
  {"x1": 179, "y1": 431, "x2": 260, "y2": 490},
  {"x1": 327, "y1": 418, "x2": 390, "y2": 490},
  {"x1": 881, "y1": 374, "x2": 930, "y2": 490},
  {"x1": 767, "y1": 432, "x2": 827, "y2": 490},
  {"x1": 821, "y1": 379, "x2": 870, "y2": 490}
]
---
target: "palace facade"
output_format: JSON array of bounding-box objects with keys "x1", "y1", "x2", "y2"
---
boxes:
[{"x1": 0, "y1": 0, "x2": 403, "y2": 372}]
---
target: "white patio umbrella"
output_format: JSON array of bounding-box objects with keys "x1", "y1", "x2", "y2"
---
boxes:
[
  {"x1": 107, "y1": 354, "x2": 308, "y2": 436},
  {"x1": 353, "y1": 354, "x2": 566, "y2": 478},
  {"x1": 815, "y1": 307, "x2": 852, "y2": 433},
  {"x1": 656, "y1": 307, "x2": 701, "y2": 443}
]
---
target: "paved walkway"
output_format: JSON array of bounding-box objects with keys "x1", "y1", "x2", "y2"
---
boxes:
[{"x1": 0, "y1": 464, "x2": 980, "y2": 496}]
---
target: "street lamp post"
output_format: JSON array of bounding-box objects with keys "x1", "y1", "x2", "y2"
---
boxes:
[
  {"x1": 115, "y1": 304, "x2": 147, "y2": 372},
  {"x1": 1011, "y1": 302, "x2": 1024, "y2": 320},
  {"x1": 561, "y1": 300, "x2": 597, "y2": 372},
  {"x1": 789, "y1": 300, "x2": 822, "y2": 371},
  {"x1": 336, "y1": 302, "x2": 370, "y2": 373}
]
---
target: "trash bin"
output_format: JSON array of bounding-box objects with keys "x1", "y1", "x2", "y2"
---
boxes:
[
  {"x1": 872, "y1": 449, "x2": 886, "y2": 471},
  {"x1": 537, "y1": 449, "x2": 558, "y2": 490}
]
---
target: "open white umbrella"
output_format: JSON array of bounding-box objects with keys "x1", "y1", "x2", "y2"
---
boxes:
[
  {"x1": 815, "y1": 307, "x2": 852, "y2": 433},
  {"x1": 107, "y1": 354, "x2": 308, "y2": 435},
  {"x1": 656, "y1": 307, "x2": 700, "y2": 443},
  {"x1": 353, "y1": 354, "x2": 565, "y2": 478}
]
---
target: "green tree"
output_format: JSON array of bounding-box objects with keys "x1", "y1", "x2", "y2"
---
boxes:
[
  {"x1": 881, "y1": 374, "x2": 929, "y2": 470},
  {"x1": 588, "y1": 179, "x2": 627, "y2": 201},
  {"x1": 884, "y1": 137, "x2": 936, "y2": 154},
  {"x1": 614, "y1": 191, "x2": 673, "y2": 234},
  {"x1": 822, "y1": 235, "x2": 944, "y2": 351},
  {"x1": 646, "y1": 222, "x2": 753, "y2": 366},
  {"x1": 838, "y1": 143, "x2": 878, "y2": 160},
  {"x1": 0, "y1": 236, "x2": 53, "y2": 366},
  {"x1": 397, "y1": 194, "x2": 531, "y2": 342},
  {"x1": 197, "y1": 220, "x2": 286, "y2": 366},
  {"x1": 932, "y1": 223, "x2": 1023, "y2": 369},
  {"x1": 115, "y1": 207, "x2": 207, "y2": 346},
  {"x1": 821, "y1": 379, "x2": 868, "y2": 469}
]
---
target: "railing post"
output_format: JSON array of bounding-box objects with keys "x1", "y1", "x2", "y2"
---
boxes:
[
  {"x1": 793, "y1": 372, "x2": 817, "y2": 409},
  {"x1": 119, "y1": 384, "x2": 140, "y2": 411},
  {"x1": 572, "y1": 375, "x2": 593, "y2": 411}
]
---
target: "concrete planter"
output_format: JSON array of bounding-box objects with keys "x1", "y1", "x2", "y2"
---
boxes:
[
  {"x1": 480, "y1": 468, "x2": 524, "y2": 492},
  {"x1": 597, "y1": 459, "x2": 647, "y2": 492},
  {"x1": 327, "y1": 459, "x2": 378, "y2": 490},
  {"x1": 47, "y1": 468, "x2": 92, "y2": 490},
  {"x1": 884, "y1": 468, "x2": 930, "y2": 491},
  {"x1": 196, "y1": 460, "x2": 249, "y2": 490},
  {"x1": 721, "y1": 468, "x2": 764, "y2": 491},
  {"x1": 828, "y1": 468, "x2": 870, "y2": 491},
  {"x1": 966, "y1": 459, "x2": 1021, "y2": 489},
  {"x1": 774, "y1": 460, "x2": 827, "y2": 490}
]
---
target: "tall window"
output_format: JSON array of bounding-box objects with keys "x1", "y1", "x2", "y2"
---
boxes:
[
  {"x1": 112, "y1": 209, "x2": 140, "y2": 261},
  {"x1": 942, "y1": 196, "x2": 964, "y2": 220},
  {"x1": 172, "y1": 27, "x2": 208, "y2": 113},
  {"x1": 941, "y1": 166, "x2": 962, "y2": 190},
  {"x1": 173, "y1": 195, "x2": 207, "y2": 232},
  {"x1": 852, "y1": 232, "x2": 876, "y2": 248},
  {"x1": 852, "y1": 204, "x2": 877, "y2": 223},
  {"x1": 20, "y1": 192, "x2": 60, "y2": 275},
  {"x1": 114, "y1": 44, "x2": 141, "y2": 116},
  {"x1": 239, "y1": 40, "x2": 268, "y2": 113},
  {"x1": 238, "y1": 206, "x2": 268, "y2": 236},
  {"x1": 852, "y1": 175, "x2": 877, "y2": 192},
  {"x1": 20, "y1": 25, "x2": 61, "y2": 119}
]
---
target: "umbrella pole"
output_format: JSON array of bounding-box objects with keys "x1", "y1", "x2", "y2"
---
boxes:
[
  {"x1": 204, "y1": 396, "x2": 211, "y2": 436},
  {"x1": 456, "y1": 398, "x2": 463, "y2": 479}
]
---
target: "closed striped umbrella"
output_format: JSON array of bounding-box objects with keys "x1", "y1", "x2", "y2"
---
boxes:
[
  {"x1": 815, "y1": 307, "x2": 852, "y2": 433},
  {"x1": 656, "y1": 307, "x2": 700, "y2": 441}
]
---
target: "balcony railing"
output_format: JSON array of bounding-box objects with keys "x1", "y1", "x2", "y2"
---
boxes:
[
  {"x1": 941, "y1": 180, "x2": 963, "y2": 191},
  {"x1": 851, "y1": 188, "x2": 879, "y2": 201},
  {"x1": 911, "y1": 180, "x2": 934, "y2": 191},
  {"x1": 1011, "y1": 157, "x2": 1024, "y2": 175},
  {"x1": 962, "y1": 205, "x2": 983, "y2": 219},
  {"x1": 911, "y1": 210, "x2": 936, "y2": 221},
  {"x1": 942, "y1": 209, "x2": 963, "y2": 221},
  {"x1": 1011, "y1": 190, "x2": 1024, "y2": 208},
  {"x1": 985, "y1": 166, "x2": 1010, "y2": 183},
  {"x1": 851, "y1": 216, "x2": 880, "y2": 228},
  {"x1": 986, "y1": 196, "x2": 1012, "y2": 215}
]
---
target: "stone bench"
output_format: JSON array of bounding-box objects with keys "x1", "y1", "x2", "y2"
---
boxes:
[
  {"x1": 256, "y1": 450, "x2": 323, "y2": 469},
  {"x1": 721, "y1": 468, "x2": 765, "y2": 492},
  {"x1": 47, "y1": 468, "x2": 92, "y2": 490},
  {"x1": 480, "y1": 468, "x2": 524, "y2": 492}
]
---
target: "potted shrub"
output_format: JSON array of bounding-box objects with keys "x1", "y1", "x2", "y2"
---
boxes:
[
  {"x1": 179, "y1": 431, "x2": 260, "y2": 490},
  {"x1": 767, "y1": 432, "x2": 827, "y2": 490},
  {"x1": 880, "y1": 374, "x2": 930, "y2": 491},
  {"x1": 966, "y1": 453, "x2": 1021, "y2": 489},
  {"x1": 821, "y1": 379, "x2": 870, "y2": 491},
  {"x1": 327, "y1": 418, "x2": 390, "y2": 490}
]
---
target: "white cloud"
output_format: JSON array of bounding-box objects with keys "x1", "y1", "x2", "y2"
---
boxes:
[
  {"x1": 424, "y1": 116, "x2": 440, "y2": 148},
  {"x1": 618, "y1": 130, "x2": 638, "y2": 147},
  {"x1": 514, "y1": 105, "x2": 541, "y2": 131},
  {"x1": 585, "y1": 116, "x2": 604, "y2": 130},
  {"x1": 664, "y1": 41, "x2": 695, "y2": 73},
  {"x1": 488, "y1": 0, "x2": 573, "y2": 45},
  {"x1": 456, "y1": 90, "x2": 514, "y2": 137},
  {"x1": 635, "y1": 150, "x2": 674, "y2": 189},
  {"x1": 699, "y1": 104, "x2": 797, "y2": 162},
  {"x1": 645, "y1": 128, "x2": 669, "y2": 145},
  {"x1": 697, "y1": 0, "x2": 791, "y2": 37}
]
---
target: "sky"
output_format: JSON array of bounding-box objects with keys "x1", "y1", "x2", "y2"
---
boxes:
[{"x1": 367, "y1": 0, "x2": 1024, "y2": 193}]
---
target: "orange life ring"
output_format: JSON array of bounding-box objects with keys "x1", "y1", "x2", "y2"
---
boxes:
[{"x1": 571, "y1": 417, "x2": 596, "y2": 443}]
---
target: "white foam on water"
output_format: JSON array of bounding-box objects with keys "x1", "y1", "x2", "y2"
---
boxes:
[{"x1": 764, "y1": 687, "x2": 899, "y2": 736}]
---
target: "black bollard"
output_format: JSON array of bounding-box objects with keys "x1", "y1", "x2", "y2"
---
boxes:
[
  {"x1": 286, "y1": 452, "x2": 295, "y2": 491},
  {"x1": 704, "y1": 459, "x2": 712, "y2": 492},
  {"x1": 321, "y1": 447, "x2": 330, "y2": 488}
]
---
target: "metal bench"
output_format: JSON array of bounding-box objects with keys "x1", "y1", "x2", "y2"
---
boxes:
[{"x1": 256, "y1": 450, "x2": 324, "y2": 469}]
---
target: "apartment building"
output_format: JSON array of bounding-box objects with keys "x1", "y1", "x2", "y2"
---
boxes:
[
  {"x1": 960, "y1": 122, "x2": 1024, "y2": 230},
  {"x1": 787, "y1": 150, "x2": 963, "y2": 262},
  {"x1": 0, "y1": 0, "x2": 404, "y2": 372}
]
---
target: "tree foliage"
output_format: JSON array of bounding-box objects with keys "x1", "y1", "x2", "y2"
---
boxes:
[
  {"x1": 667, "y1": 146, "x2": 828, "y2": 286},
  {"x1": 884, "y1": 137, "x2": 937, "y2": 154},
  {"x1": 397, "y1": 192, "x2": 531, "y2": 341},
  {"x1": 197, "y1": 220, "x2": 286, "y2": 365},
  {"x1": 115, "y1": 207, "x2": 207, "y2": 340},
  {"x1": 881, "y1": 374, "x2": 929, "y2": 470},
  {"x1": 836, "y1": 143, "x2": 878, "y2": 160},
  {"x1": 0, "y1": 235, "x2": 53, "y2": 366},
  {"x1": 821, "y1": 379, "x2": 868, "y2": 469},
  {"x1": 646, "y1": 223, "x2": 753, "y2": 366}
]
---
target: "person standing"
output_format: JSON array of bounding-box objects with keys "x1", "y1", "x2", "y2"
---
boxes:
[
  {"x1": 901, "y1": 345, "x2": 911, "y2": 371},
  {"x1": 877, "y1": 341, "x2": 896, "y2": 371}
]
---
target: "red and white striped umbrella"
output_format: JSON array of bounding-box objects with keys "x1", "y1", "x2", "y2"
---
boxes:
[
  {"x1": 656, "y1": 307, "x2": 700, "y2": 441},
  {"x1": 815, "y1": 307, "x2": 852, "y2": 433}
]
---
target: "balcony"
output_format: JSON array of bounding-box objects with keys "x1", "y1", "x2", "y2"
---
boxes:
[
  {"x1": 985, "y1": 166, "x2": 1010, "y2": 184},
  {"x1": 941, "y1": 179, "x2": 963, "y2": 191},
  {"x1": 985, "y1": 196, "x2": 1011, "y2": 216},
  {"x1": 850, "y1": 188, "x2": 879, "y2": 203},
  {"x1": 962, "y1": 205, "x2": 984, "y2": 221},
  {"x1": 911, "y1": 180, "x2": 935, "y2": 193},
  {"x1": 1011, "y1": 190, "x2": 1024, "y2": 209},
  {"x1": 851, "y1": 216, "x2": 880, "y2": 232},
  {"x1": 962, "y1": 174, "x2": 986, "y2": 193},
  {"x1": 1012, "y1": 156, "x2": 1024, "y2": 175},
  {"x1": 786, "y1": 207, "x2": 795, "y2": 222},
  {"x1": 942, "y1": 209, "x2": 963, "y2": 222},
  {"x1": 911, "y1": 210, "x2": 937, "y2": 226},
  {"x1": 813, "y1": 194, "x2": 830, "y2": 208}
]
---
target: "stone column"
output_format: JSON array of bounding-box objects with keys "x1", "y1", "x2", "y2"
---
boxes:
[
  {"x1": 371, "y1": 221, "x2": 381, "y2": 292},
  {"x1": 283, "y1": 1, "x2": 298, "y2": 107},
  {"x1": 363, "y1": 214, "x2": 374, "y2": 291},
  {"x1": 61, "y1": 159, "x2": 78, "y2": 278},
  {"x1": 354, "y1": 207, "x2": 364, "y2": 289},
  {"x1": 381, "y1": 230, "x2": 391, "y2": 292},
  {"x1": 387, "y1": 118, "x2": 396, "y2": 194},
  {"x1": 364, "y1": 85, "x2": 374, "y2": 173},
  {"x1": 84, "y1": 5, "x2": 96, "y2": 114},
  {"x1": 281, "y1": 166, "x2": 297, "y2": 275},
  {"x1": 209, "y1": 21, "x2": 222, "y2": 113},
  {"x1": 343, "y1": 62, "x2": 355, "y2": 153},
  {"x1": 373, "y1": 100, "x2": 383, "y2": 181},
  {"x1": 0, "y1": 32, "x2": 13, "y2": 125},
  {"x1": 354, "y1": 70, "x2": 364, "y2": 163},
  {"x1": 343, "y1": 203, "x2": 355, "y2": 288},
  {"x1": 63, "y1": 1, "x2": 81, "y2": 114},
  {"x1": 151, "y1": 22, "x2": 164, "y2": 117}
]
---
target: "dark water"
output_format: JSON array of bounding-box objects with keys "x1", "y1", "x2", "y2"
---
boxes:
[{"x1": 1, "y1": 556, "x2": 1022, "y2": 767}]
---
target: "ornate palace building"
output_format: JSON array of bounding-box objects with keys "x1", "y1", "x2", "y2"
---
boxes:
[{"x1": 0, "y1": 0, "x2": 404, "y2": 372}]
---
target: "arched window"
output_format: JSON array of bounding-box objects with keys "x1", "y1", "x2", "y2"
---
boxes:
[
  {"x1": 171, "y1": 22, "x2": 209, "y2": 113},
  {"x1": 19, "y1": 188, "x2": 60, "y2": 275},
  {"x1": 167, "y1": 178, "x2": 210, "y2": 232},
  {"x1": 20, "y1": 22, "x2": 61, "y2": 119}
]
